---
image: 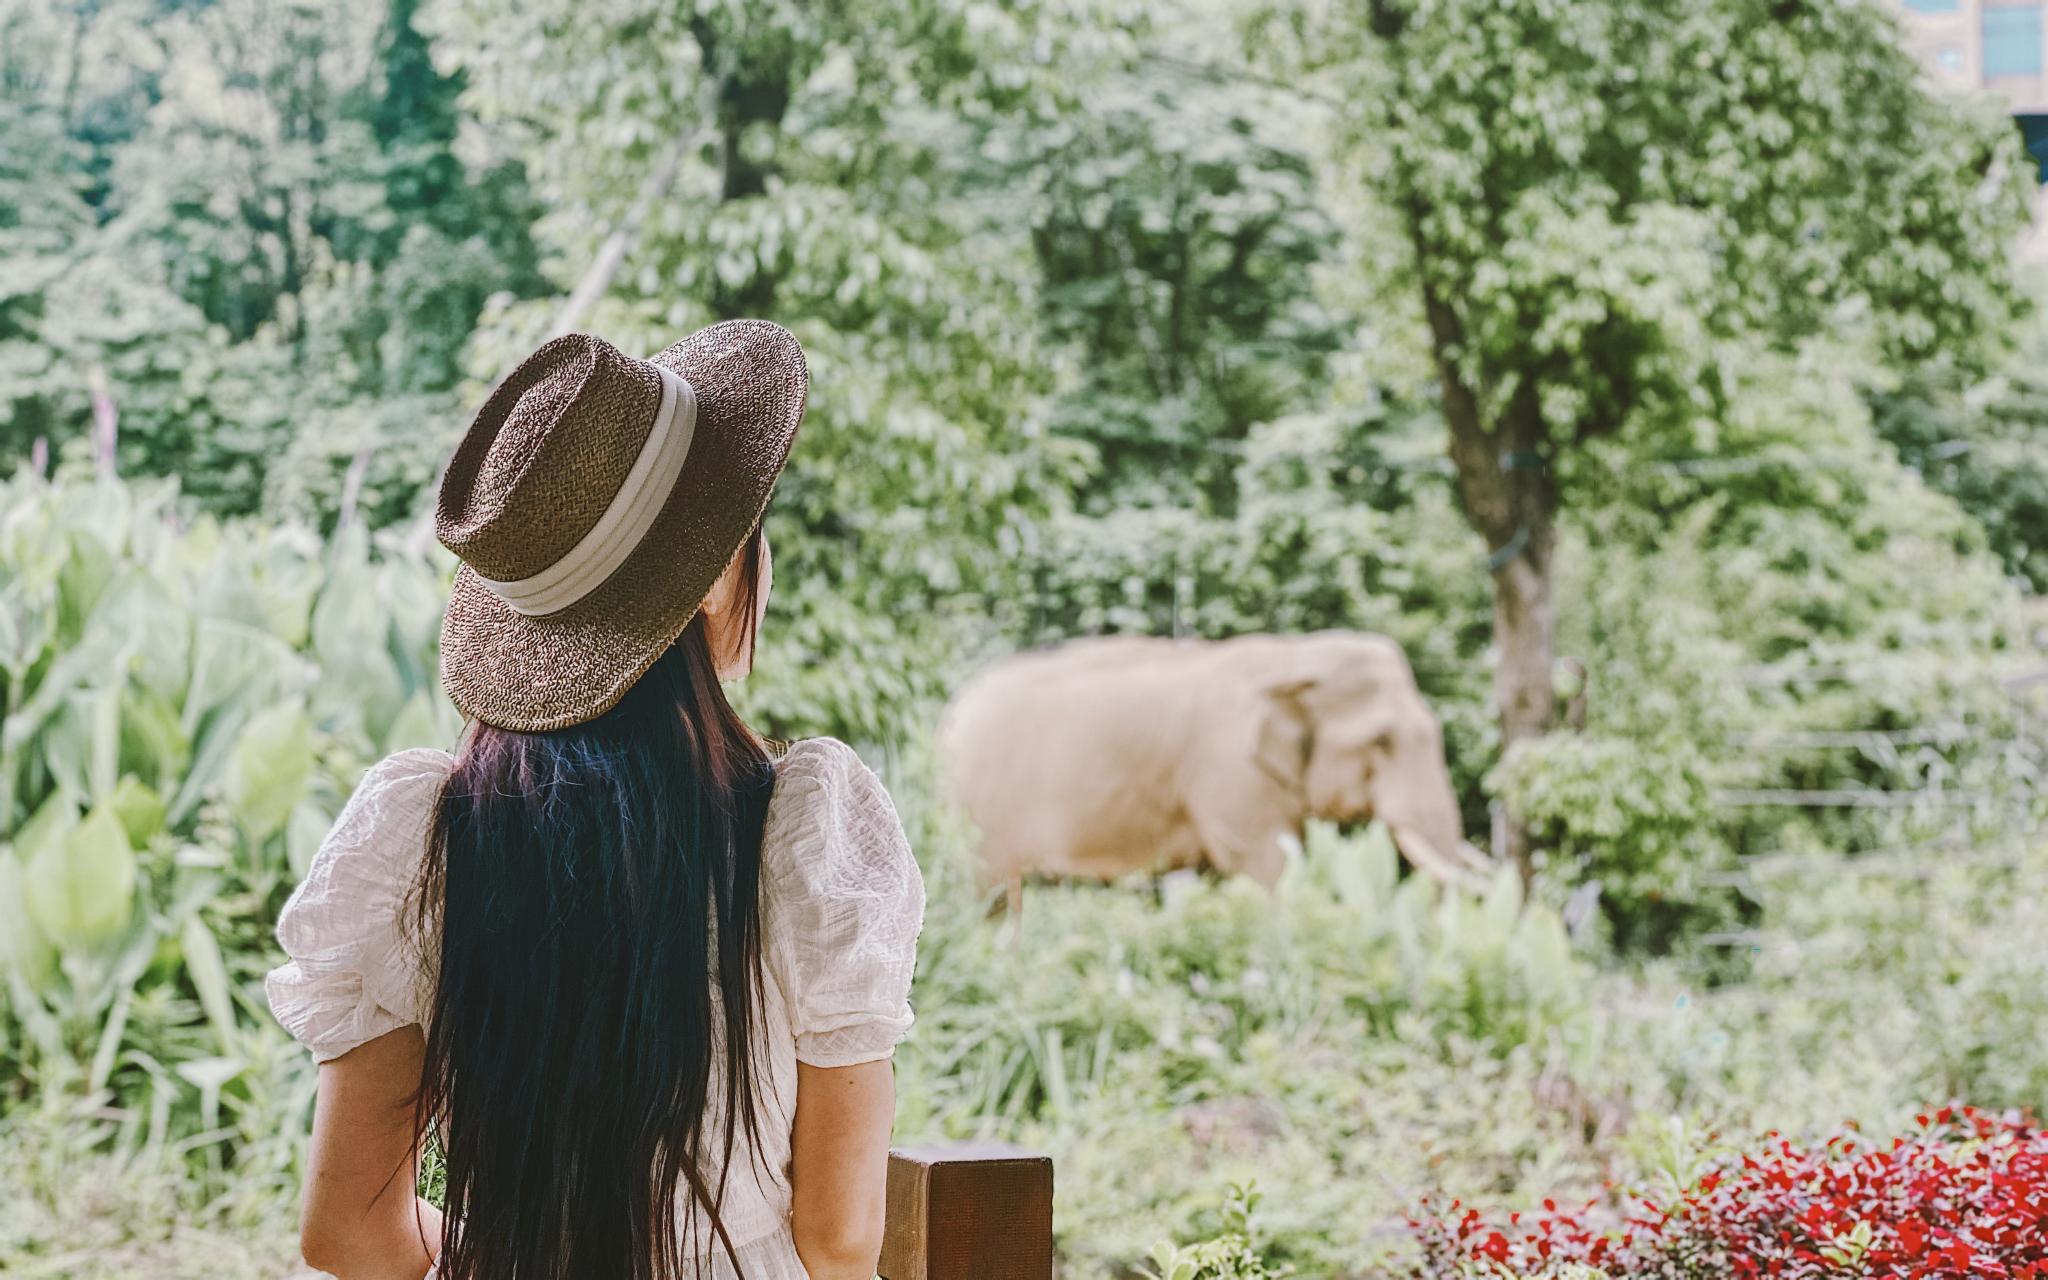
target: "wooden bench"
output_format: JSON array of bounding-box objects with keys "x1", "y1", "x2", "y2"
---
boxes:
[{"x1": 878, "y1": 1142, "x2": 1054, "y2": 1280}]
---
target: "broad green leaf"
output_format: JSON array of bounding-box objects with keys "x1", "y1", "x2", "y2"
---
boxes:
[
  {"x1": 34, "y1": 693, "x2": 94, "y2": 801},
  {"x1": 56, "y1": 528, "x2": 120, "y2": 640},
  {"x1": 0, "y1": 849, "x2": 53, "y2": 987},
  {"x1": 171, "y1": 701, "x2": 251, "y2": 828},
  {"x1": 119, "y1": 692, "x2": 190, "y2": 795},
  {"x1": 111, "y1": 775, "x2": 165, "y2": 848},
  {"x1": 103, "y1": 572, "x2": 191, "y2": 702},
  {"x1": 222, "y1": 701, "x2": 314, "y2": 842},
  {"x1": 14, "y1": 789, "x2": 78, "y2": 866},
  {"x1": 286, "y1": 799, "x2": 333, "y2": 880},
  {"x1": 180, "y1": 913, "x2": 239, "y2": 1058},
  {"x1": 383, "y1": 689, "x2": 454, "y2": 753},
  {"x1": 181, "y1": 618, "x2": 299, "y2": 741},
  {"x1": 24, "y1": 806, "x2": 136, "y2": 947},
  {"x1": 310, "y1": 564, "x2": 406, "y2": 740},
  {"x1": 1480, "y1": 861, "x2": 1524, "y2": 939}
]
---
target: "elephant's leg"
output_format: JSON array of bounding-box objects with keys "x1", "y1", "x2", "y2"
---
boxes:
[
  {"x1": 1000, "y1": 875, "x2": 1026, "y2": 951},
  {"x1": 1187, "y1": 803, "x2": 1300, "y2": 890},
  {"x1": 980, "y1": 873, "x2": 1020, "y2": 921}
]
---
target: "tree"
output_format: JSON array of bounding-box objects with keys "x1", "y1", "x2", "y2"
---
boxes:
[
  {"x1": 0, "y1": 4, "x2": 102, "y2": 462},
  {"x1": 1278, "y1": 0, "x2": 2032, "y2": 870},
  {"x1": 0, "y1": 0, "x2": 545, "y2": 522},
  {"x1": 1868, "y1": 338, "x2": 2048, "y2": 595},
  {"x1": 1029, "y1": 50, "x2": 1343, "y2": 512},
  {"x1": 425, "y1": 0, "x2": 1105, "y2": 738}
]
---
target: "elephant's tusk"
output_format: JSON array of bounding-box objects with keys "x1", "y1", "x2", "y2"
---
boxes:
[
  {"x1": 1390, "y1": 825, "x2": 1488, "y2": 889},
  {"x1": 1454, "y1": 840, "x2": 1497, "y2": 872}
]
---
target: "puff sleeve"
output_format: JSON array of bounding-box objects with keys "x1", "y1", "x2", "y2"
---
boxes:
[
  {"x1": 264, "y1": 747, "x2": 452, "y2": 1063},
  {"x1": 762, "y1": 738, "x2": 926, "y2": 1068}
]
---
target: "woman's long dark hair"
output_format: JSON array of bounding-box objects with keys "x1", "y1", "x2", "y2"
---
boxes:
[{"x1": 413, "y1": 527, "x2": 773, "y2": 1280}]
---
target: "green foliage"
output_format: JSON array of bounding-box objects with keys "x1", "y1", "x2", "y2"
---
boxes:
[
  {"x1": 4, "y1": 0, "x2": 2048, "y2": 1273},
  {"x1": 0, "y1": 1111, "x2": 301, "y2": 1280},
  {"x1": 22, "y1": 806, "x2": 138, "y2": 949},
  {"x1": 1868, "y1": 327, "x2": 2048, "y2": 594},
  {"x1": 1143, "y1": 1184, "x2": 1289, "y2": 1280},
  {"x1": 1495, "y1": 735, "x2": 1721, "y2": 946},
  {"x1": 0, "y1": 0, "x2": 544, "y2": 523},
  {"x1": 891, "y1": 781, "x2": 1596, "y2": 1274},
  {"x1": 0, "y1": 480, "x2": 2041, "y2": 1278},
  {"x1": 1296, "y1": 0, "x2": 2031, "y2": 406},
  {"x1": 1254, "y1": 0, "x2": 2038, "y2": 836},
  {"x1": 0, "y1": 471, "x2": 456, "y2": 1162},
  {"x1": 421, "y1": 0, "x2": 1104, "y2": 739},
  {"x1": 1029, "y1": 36, "x2": 1342, "y2": 509}
]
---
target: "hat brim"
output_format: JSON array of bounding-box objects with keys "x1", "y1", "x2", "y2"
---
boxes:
[{"x1": 438, "y1": 319, "x2": 807, "y2": 732}]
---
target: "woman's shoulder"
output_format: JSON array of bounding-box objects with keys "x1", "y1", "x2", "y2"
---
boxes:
[
  {"x1": 268, "y1": 746, "x2": 453, "y2": 1060},
  {"x1": 279, "y1": 748, "x2": 453, "y2": 929},
  {"x1": 359, "y1": 744, "x2": 457, "y2": 793},
  {"x1": 762, "y1": 737, "x2": 919, "y2": 895},
  {"x1": 766, "y1": 737, "x2": 902, "y2": 844},
  {"x1": 769, "y1": 735, "x2": 870, "y2": 788},
  {"x1": 331, "y1": 746, "x2": 455, "y2": 845},
  {"x1": 759, "y1": 738, "x2": 924, "y2": 1066}
]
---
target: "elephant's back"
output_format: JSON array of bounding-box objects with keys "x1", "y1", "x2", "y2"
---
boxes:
[
  {"x1": 940, "y1": 637, "x2": 1217, "y2": 878},
  {"x1": 942, "y1": 636, "x2": 1214, "y2": 747}
]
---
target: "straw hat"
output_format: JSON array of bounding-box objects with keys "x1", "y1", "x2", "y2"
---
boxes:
[{"x1": 434, "y1": 321, "x2": 807, "y2": 732}]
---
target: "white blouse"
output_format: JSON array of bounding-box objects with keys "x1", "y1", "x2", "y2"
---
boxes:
[{"x1": 265, "y1": 737, "x2": 925, "y2": 1280}]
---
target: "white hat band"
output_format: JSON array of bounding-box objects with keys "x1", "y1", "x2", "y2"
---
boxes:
[{"x1": 477, "y1": 365, "x2": 698, "y2": 617}]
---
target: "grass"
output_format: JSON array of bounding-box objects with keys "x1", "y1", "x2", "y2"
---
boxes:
[{"x1": 4, "y1": 804, "x2": 2046, "y2": 1279}]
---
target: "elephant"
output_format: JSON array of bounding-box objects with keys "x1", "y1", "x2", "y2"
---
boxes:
[{"x1": 940, "y1": 631, "x2": 1488, "y2": 905}]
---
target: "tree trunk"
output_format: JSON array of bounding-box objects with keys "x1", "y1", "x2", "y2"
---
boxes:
[
  {"x1": 1489, "y1": 515, "x2": 1556, "y2": 877},
  {"x1": 1407, "y1": 217, "x2": 1558, "y2": 880},
  {"x1": 691, "y1": 17, "x2": 791, "y2": 319}
]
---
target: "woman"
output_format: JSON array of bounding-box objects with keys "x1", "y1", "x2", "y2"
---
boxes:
[{"x1": 265, "y1": 322, "x2": 924, "y2": 1280}]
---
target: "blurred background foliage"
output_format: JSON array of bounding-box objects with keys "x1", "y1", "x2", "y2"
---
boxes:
[{"x1": 2, "y1": 0, "x2": 2046, "y2": 1275}]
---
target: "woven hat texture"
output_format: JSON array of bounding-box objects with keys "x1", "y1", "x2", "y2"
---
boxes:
[{"x1": 435, "y1": 320, "x2": 807, "y2": 731}]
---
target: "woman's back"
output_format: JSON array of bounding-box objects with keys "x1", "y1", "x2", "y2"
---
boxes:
[
  {"x1": 267, "y1": 735, "x2": 923, "y2": 1276},
  {"x1": 272, "y1": 323, "x2": 921, "y2": 1280}
]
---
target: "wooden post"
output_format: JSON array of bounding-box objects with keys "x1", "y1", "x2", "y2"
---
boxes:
[{"x1": 878, "y1": 1142, "x2": 1054, "y2": 1280}]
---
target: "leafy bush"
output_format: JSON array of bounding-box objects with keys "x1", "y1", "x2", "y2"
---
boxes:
[
  {"x1": 1493, "y1": 734, "x2": 1724, "y2": 953},
  {"x1": 894, "y1": 808, "x2": 1599, "y2": 1275},
  {"x1": 1143, "y1": 1184, "x2": 1290, "y2": 1280},
  {"x1": 0, "y1": 471, "x2": 456, "y2": 1185},
  {"x1": 1869, "y1": 340, "x2": 2048, "y2": 595},
  {"x1": 3, "y1": 474, "x2": 2044, "y2": 1280},
  {"x1": 1408, "y1": 1106, "x2": 2048, "y2": 1278}
]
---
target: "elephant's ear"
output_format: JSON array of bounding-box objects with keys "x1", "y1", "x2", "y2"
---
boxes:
[{"x1": 1251, "y1": 678, "x2": 1315, "y2": 793}]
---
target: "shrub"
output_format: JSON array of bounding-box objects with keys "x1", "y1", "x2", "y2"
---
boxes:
[
  {"x1": 1142, "y1": 1184, "x2": 1290, "y2": 1280},
  {"x1": 0, "y1": 471, "x2": 455, "y2": 1193},
  {"x1": 1408, "y1": 1106, "x2": 2048, "y2": 1278}
]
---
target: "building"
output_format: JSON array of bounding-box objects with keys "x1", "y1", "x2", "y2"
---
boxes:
[
  {"x1": 1893, "y1": 0, "x2": 2048, "y2": 256},
  {"x1": 1893, "y1": 0, "x2": 2048, "y2": 114}
]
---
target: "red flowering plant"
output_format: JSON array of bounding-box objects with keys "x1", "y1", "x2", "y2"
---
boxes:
[{"x1": 1408, "y1": 1106, "x2": 2048, "y2": 1278}]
